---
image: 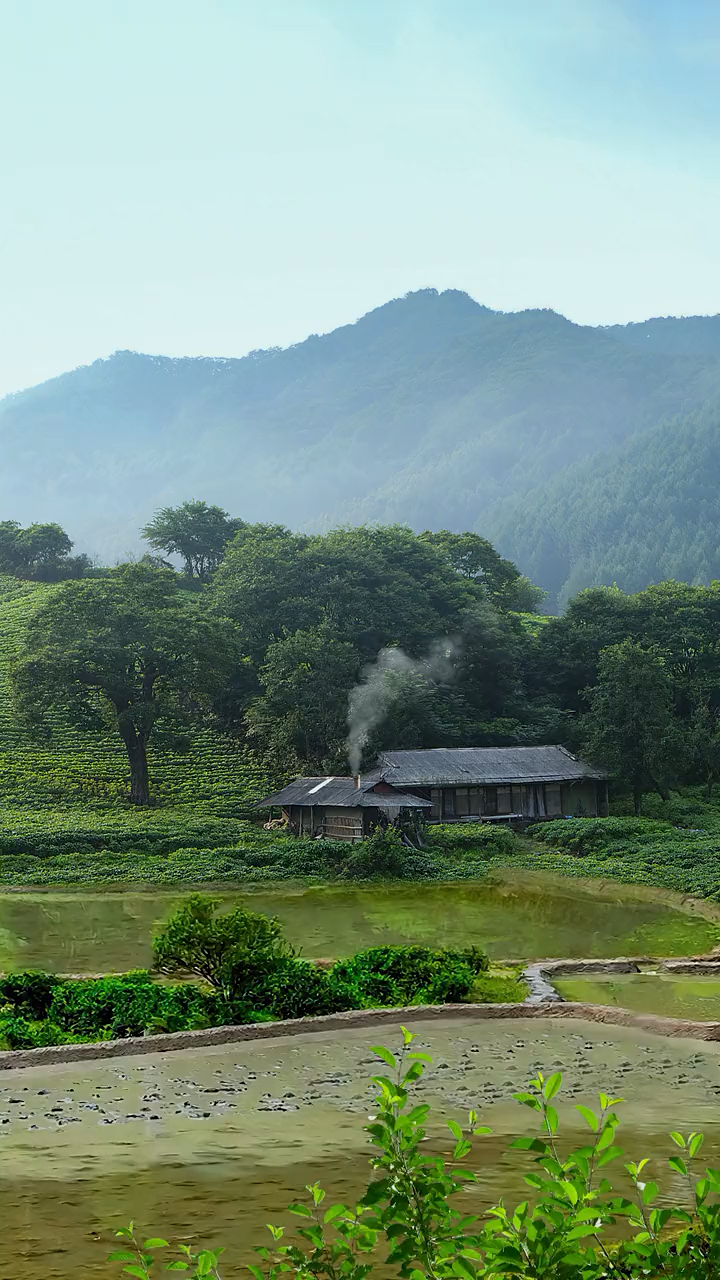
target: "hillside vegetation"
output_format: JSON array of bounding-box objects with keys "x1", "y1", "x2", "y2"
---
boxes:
[
  {"x1": 4, "y1": 288, "x2": 720, "y2": 604},
  {"x1": 2, "y1": 525, "x2": 720, "y2": 891},
  {"x1": 0, "y1": 577, "x2": 274, "y2": 877}
]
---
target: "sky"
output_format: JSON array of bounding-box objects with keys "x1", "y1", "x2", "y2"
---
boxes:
[{"x1": 1, "y1": 0, "x2": 720, "y2": 396}]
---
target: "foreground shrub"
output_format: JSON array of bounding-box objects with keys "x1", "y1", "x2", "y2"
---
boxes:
[{"x1": 107, "y1": 1032, "x2": 720, "y2": 1279}]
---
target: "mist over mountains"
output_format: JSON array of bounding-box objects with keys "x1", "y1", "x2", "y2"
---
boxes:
[{"x1": 4, "y1": 287, "x2": 720, "y2": 607}]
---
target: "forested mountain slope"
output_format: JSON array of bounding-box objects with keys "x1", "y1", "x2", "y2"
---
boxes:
[
  {"x1": 3, "y1": 287, "x2": 720, "y2": 603},
  {"x1": 492, "y1": 405, "x2": 720, "y2": 606}
]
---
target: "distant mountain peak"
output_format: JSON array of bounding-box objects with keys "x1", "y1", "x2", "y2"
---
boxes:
[{"x1": 3, "y1": 291, "x2": 720, "y2": 607}]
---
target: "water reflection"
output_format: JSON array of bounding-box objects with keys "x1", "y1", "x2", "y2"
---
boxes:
[{"x1": 0, "y1": 872, "x2": 716, "y2": 973}]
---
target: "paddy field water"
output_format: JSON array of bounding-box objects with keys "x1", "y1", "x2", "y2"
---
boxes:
[
  {"x1": 5, "y1": 1014, "x2": 720, "y2": 1278},
  {"x1": 0, "y1": 868, "x2": 716, "y2": 972},
  {"x1": 1, "y1": 869, "x2": 719, "y2": 1276}
]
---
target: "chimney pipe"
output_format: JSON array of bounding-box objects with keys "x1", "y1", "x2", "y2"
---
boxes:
[{"x1": 354, "y1": 774, "x2": 360, "y2": 789}]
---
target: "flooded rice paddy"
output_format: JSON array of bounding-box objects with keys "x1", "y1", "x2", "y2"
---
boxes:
[
  {"x1": 1, "y1": 871, "x2": 719, "y2": 1275},
  {"x1": 557, "y1": 972, "x2": 720, "y2": 1021},
  {"x1": 0, "y1": 869, "x2": 717, "y2": 972},
  {"x1": 6, "y1": 1015, "x2": 720, "y2": 1278}
]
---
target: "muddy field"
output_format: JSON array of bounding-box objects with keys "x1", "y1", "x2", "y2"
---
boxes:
[{"x1": 4, "y1": 1014, "x2": 720, "y2": 1278}]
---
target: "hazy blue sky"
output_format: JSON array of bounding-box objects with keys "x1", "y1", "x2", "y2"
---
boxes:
[{"x1": 1, "y1": 0, "x2": 719, "y2": 395}]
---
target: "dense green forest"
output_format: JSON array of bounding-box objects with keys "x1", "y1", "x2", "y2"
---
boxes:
[
  {"x1": 4, "y1": 289, "x2": 720, "y2": 605},
  {"x1": 3, "y1": 503, "x2": 720, "y2": 825},
  {"x1": 0, "y1": 503, "x2": 719, "y2": 896}
]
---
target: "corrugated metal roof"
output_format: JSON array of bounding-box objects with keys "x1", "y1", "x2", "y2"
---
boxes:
[
  {"x1": 257, "y1": 777, "x2": 432, "y2": 809},
  {"x1": 378, "y1": 746, "x2": 607, "y2": 785}
]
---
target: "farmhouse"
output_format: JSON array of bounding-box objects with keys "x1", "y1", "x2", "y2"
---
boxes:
[
  {"x1": 376, "y1": 746, "x2": 608, "y2": 821},
  {"x1": 257, "y1": 746, "x2": 608, "y2": 840},
  {"x1": 257, "y1": 775, "x2": 431, "y2": 842}
]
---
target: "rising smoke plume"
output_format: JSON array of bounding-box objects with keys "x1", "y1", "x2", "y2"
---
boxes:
[{"x1": 346, "y1": 638, "x2": 458, "y2": 775}]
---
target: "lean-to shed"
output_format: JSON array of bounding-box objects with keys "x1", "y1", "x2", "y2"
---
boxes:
[{"x1": 257, "y1": 775, "x2": 432, "y2": 842}]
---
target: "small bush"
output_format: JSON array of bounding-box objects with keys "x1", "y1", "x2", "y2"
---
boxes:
[
  {"x1": 152, "y1": 894, "x2": 293, "y2": 1001},
  {"x1": 250, "y1": 959, "x2": 357, "y2": 1020},
  {"x1": 337, "y1": 828, "x2": 442, "y2": 881},
  {"x1": 430, "y1": 822, "x2": 522, "y2": 858},
  {"x1": 45, "y1": 973, "x2": 221, "y2": 1039},
  {"x1": 0, "y1": 970, "x2": 60, "y2": 1019},
  {"x1": 331, "y1": 944, "x2": 488, "y2": 1007}
]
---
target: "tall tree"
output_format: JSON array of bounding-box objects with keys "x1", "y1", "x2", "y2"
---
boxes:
[
  {"x1": 211, "y1": 523, "x2": 475, "y2": 663},
  {"x1": 419, "y1": 529, "x2": 545, "y2": 611},
  {"x1": 142, "y1": 500, "x2": 244, "y2": 581},
  {"x1": 13, "y1": 564, "x2": 238, "y2": 804},
  {"x1": 0, "y1": 520, "x2": 88, "y2": 581},
  {"x1": 245, "y1": 622, "x2": 359, "y2": 770},
  {"x1": 689, "y1": 699, "x2": 720, "y2": 800},
  {"x1": 583, "y1": 641, "x2": 686, "y2": 815}
]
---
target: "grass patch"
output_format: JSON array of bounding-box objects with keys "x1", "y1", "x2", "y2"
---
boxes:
[{"x1": 469, "y1": 968, "x2": 526, "y2": 1003}]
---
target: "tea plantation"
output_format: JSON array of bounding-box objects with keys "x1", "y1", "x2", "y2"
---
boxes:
[
  {"x1": 2, "y1": 576, "x2": 720, "y2": 902},
  {"x1": 0, "y1": 577, "x2": 277, "y2": 879}
]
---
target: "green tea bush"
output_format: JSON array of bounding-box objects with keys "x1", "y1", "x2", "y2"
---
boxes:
[
  {"x1": 0, "y1": 970, "x2": 59, "y2": 1018},
  {"x1": 0, "y1": 934, "x2": 506, "y2": 1049},
  {"x1": 43, "y1": 972, "x2": 222, "y2": 1039},
  {"x1": 613, "y1": 786, "x2": 720, "y2": 831},
  {"x1": 248, "y1": 959, "x2": 357, "y2": 1021},
  {"x1": 331, "y1": 944, "x2": 488, "y2": 1007},
  {"x1": 429, "y1": 822, "x2": 522, "y2": 857},
  {"x1": 0, "y1": 1013, "x2": 68, "y2": 1049},
  {"x1": 519, "y1": 814, "x2": 720, "y2": 901},
  {"x1": 336, "y1": 828, "x2": 443, "y2": 881},
  {"x1": 530, "y1": 816, "x2": 674, "y2": 855}
]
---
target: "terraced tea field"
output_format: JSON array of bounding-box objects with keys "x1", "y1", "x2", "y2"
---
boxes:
[{"x1": 0, "y1": 577, "x2": 273, "y2": 861}]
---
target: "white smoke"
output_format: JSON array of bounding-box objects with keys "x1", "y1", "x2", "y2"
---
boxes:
[{"x1": 346, "y1": 638, "x2": 458, "y2": 775}]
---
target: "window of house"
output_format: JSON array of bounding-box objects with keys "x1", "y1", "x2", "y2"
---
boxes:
[
  {"x1": 482, "y1": 787, "x2": 498, "y2": 815},
  {"x1": 455, "y1": 787, "x2": 469, "y2": 816},
  {"x1": 442, "y1": 789, "x2": 456, "y2": 818},
  {"x1": 430, "y1": 788, "x2": 441, "y2": 819}
]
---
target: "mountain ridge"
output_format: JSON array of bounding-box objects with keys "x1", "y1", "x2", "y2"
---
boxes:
[{"x1": 3, "y1": 287, "x2": 720, "y2": 604}]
